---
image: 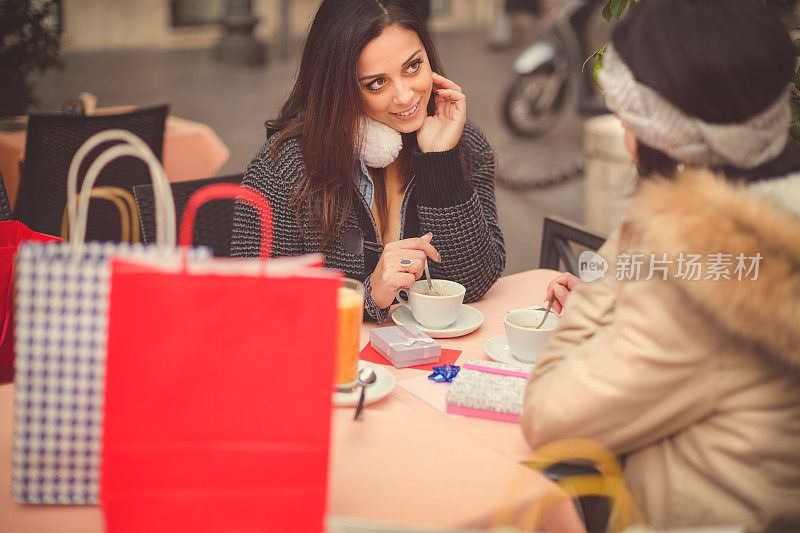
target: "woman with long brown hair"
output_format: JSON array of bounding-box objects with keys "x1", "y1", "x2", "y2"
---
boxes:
[{"x1": 230, "y1": 0, "x2": 505, "y2": 321}]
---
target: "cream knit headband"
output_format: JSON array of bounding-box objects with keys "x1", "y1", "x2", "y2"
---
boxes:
[{"x1": 598, "y1": 45, "x2": 790, "y2": 169}]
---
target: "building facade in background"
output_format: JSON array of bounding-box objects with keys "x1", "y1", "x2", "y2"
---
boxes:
[{"x1": 57, "y1": 0, "x2": 503, "y2": 53}]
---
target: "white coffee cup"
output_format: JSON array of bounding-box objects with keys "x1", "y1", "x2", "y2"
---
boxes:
[
  {"x1": 396, "y1": 279, "x2": 465, "y2": 329},
  {"x1": 504, "y1": 308, "x2": 560, "y2": 363}
]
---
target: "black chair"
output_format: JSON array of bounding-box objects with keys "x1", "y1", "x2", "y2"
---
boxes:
[
  {"x1": 0, "y1": 172, "x2": 13, "y2": 222},
  {"x1": 539, "y1": 215, "x2": 607, "y2": 275},
  {"x1": 542, "y1": 463, "x2": 611, "y2": 533},
  {"x1": 133, "y1": 174, "x2": 244, "y2": 257},
  {"x1": 14, "y1": 104, "x2": 168, "y2": 241}
]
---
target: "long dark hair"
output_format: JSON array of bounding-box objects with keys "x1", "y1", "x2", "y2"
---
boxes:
[
  {"x1": 271, "y1": 0, "x2": 444, "y2": 249},
  {"x1": 611, "y1": 0, "x2": 798, "y2": 182}
]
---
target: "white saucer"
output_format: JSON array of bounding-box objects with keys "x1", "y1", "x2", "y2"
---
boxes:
[
  {"x1": 483, "y1": 333, "x2": 536, "y2": 367},
  {"x1": 391, "y1": 304, "x2": 484, "y2": 339},
  {"x1": 333, "y1": 360, "x2": 396, "y2": 407}
]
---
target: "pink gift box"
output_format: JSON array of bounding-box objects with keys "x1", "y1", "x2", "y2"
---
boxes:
[{"x1": 369, "y1": 325, "x2": 442, "y2": 369}]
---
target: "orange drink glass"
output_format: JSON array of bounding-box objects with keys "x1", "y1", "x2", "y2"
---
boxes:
[{"x1": 335, "y1": 278, "x2": 364, "y2": 392}]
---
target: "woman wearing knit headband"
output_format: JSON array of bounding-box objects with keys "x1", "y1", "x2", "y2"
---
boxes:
[{"x1": 521, "y1": 0, "x2": 800, "y2": 530}]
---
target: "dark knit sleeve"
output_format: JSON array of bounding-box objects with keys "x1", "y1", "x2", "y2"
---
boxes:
[
  {"x1": 363, "y1": 274, "x2": 390, "y2": 323},
  {"x1": 413, "y1": 124, "x2": 506, "y2": 302},
  {"x1": 231, "y1": 143, "x2": 302, "y2": 259},
  {"x1": 231, "y1": 140, "x2": 392, "y2": 323}
]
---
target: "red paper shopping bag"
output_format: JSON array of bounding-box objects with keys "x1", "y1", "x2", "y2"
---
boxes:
[
  {"x1": 0, "y1": 221, "x2": 60, "y2": 383},
  {"x1": 102, "y1": 185, "x2": 340, "y2": 533}
]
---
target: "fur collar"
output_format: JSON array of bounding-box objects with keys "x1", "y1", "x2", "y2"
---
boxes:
[{"x1": 626, "y1": 169, "x2": 800, "y2": 364}]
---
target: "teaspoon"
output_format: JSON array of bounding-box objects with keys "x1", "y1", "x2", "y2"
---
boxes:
[{"x1": 354, "y1": 367, "x2": 377, "y2": 420}]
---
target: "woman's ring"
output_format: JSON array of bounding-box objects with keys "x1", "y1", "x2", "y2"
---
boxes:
[{"x1": 400, "y1": 259, "x2": 412, "y2": 272}]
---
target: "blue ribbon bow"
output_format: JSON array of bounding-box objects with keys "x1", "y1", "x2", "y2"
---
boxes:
[{"x1": 428, "y1": 362, "x2": 460, "y2": 383}]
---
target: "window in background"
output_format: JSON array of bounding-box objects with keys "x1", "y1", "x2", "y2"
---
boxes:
[
  {"x1": 431, "y1": 0, "x2": 451, "y2": 15},
  {"x1": 171, "y1": 0, "x2": 223, "y2": 27}
]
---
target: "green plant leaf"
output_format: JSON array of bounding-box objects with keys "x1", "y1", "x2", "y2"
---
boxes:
[
  {"x1": 602, "y1": 2, "x2": 612, "y2": 22},
  {"x1": 794, "y1": 39, "x2": 800, "y2": 56},
  {"x1": 582, "y1": 55, "x2": 592, "y2": 73},
  {"x1": 582, "y1": 52, "x2": 597, "y2": 73},
  {"x1": 0, "y1": 0, "x2": 62, "y2": 115},
  {"x1": 583, "y1": 44, "x2": 608, "y2": 78},
  {"x1": 592, "y1": 57, "x2": 604, "y2": 89},
  {"x1": 610, "y1": 0, "x2": 630, "y2": 19},
  {"x1": 789, "y1": 121, "x2": 800, "y2": 141}
]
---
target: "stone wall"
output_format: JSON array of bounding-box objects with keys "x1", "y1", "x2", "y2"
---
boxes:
[{"x1": 583, "y1": 114, "x2": 637, "y2": 235}]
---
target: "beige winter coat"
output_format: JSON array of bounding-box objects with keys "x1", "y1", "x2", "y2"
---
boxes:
[{"x1": 521, "y1": 170, "x2": 800, "y2": 532}]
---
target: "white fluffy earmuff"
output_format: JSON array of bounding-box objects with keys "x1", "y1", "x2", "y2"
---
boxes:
[{"x1": 358, "y1": 115, "x2": 403, "y2": 168}]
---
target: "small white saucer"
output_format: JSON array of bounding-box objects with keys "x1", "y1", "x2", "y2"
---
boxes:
[
  {"x1": 391, "y1": 304, "x2": 484, "y2": 339},
  {"x1": 333, "y1": 360, "x2": 396, "y2": 407},
  {"x1": 483, "y1": 333, "x2": 536, "y2": 367}
]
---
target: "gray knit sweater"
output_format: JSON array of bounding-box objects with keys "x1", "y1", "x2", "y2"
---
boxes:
[{"x1": 230, "y1": 122, "x2": 506, "y2": 321}]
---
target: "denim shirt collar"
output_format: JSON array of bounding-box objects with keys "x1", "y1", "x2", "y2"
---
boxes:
[
  {"x1": 355, "y1": 158, "x2": 375, "y2": 209},
  {"x1": 354, "y1": 158, "x2": 415, "y2": 239}
]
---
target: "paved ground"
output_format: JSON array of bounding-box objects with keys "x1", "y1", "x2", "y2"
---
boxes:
[{"x1": 32, "y1": 29, "x2": 590, "y2": 276}]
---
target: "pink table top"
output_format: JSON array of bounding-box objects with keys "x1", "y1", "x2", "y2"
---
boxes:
[
  {"x1": 0, "y1": 108, "x2": 230, "y2": 208},
  {"x1": 0, "y1": 269, "x2": 585, "y2": 532}
]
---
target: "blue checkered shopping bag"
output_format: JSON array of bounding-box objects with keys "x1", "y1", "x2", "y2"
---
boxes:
[{"x1": 11, "y1": 130, "x2": 208, "y2": 504}]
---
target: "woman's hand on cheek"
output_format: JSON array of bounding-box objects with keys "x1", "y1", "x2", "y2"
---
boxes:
[
  {"x1": 369, "y1": 233, "x2": 440, "y2": 309},
  {"x1": 417, "y1": 72, "x2": 467, "y2": 153}
]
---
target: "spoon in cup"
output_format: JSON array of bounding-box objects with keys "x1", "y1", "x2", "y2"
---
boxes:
[
  {"x1": 423, "y1": 260, "x2": 441, "y2": 296},
  {"x1": 536, "y1": 296, "x2": 556, "y2": 329}
]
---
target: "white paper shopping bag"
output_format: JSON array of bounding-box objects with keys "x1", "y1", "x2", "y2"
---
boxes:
[{"x1": 12, "y1": 130, "x2": 209, "y2": 504}]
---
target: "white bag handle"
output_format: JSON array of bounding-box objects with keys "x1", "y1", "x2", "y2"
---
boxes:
[{"x1": 66, "y1": 129, "x2": 176, "y2": 250}]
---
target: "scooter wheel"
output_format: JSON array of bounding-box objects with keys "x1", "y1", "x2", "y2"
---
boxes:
[{"x1": 501, "y1": 64, "x2": 570, "y2": 138}]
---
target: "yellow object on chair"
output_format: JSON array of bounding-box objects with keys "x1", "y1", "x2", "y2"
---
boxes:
[
  {"x1": 495, "y1": 439, "x2": 645, "y2": 532},
  {"x1": 60, "y1": 186, "x2": 141, "y2": 243}
]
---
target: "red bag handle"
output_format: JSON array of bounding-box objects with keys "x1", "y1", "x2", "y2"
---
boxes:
[
  {"x1": 0, "y1": 273, "x2": 13, "y2": 351},
  {"x1": 179, "y1": 183, "x2": 272, "y2": 258}
]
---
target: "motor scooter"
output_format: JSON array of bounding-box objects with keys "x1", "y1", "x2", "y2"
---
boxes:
[{"x1": 501, "y1": 0, "x2": 608, "y2": 137}]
